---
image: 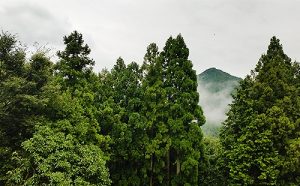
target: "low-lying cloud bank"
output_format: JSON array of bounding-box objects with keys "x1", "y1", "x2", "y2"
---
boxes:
[{"x1": 199, "y1": 81, "x2": 237, "y2": 125}]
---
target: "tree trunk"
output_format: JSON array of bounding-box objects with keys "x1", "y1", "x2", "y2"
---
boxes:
[
  {"x1": 150, "y1": 154, "x2": 153, "y2": 186},
  {"x1": 167, "y1": 150, "x2": 170, "y2": 186},
  {"x1": 176, "y1": 157, "x2": 180, "y2": 175}
]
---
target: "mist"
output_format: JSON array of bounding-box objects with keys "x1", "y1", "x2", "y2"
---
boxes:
[{"x1": 198, "y1": 81, "x2": 238, "y2": 126}]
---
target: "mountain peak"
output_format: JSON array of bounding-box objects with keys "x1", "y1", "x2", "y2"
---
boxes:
[
  {"x1": 198, "y1": 67, "x2": 241, "y2": 83},
  {"x1": 197, "y1": 68, "x2": 242, "y2": 136}
]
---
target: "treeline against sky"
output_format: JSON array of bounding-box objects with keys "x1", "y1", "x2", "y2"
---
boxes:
[{"x1": 0, "y1": 31, "x2": 299, "y2": 185}]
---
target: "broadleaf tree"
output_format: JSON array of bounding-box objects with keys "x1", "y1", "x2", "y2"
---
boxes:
[{"x1": 6, "y1": 31, "x2": 111, "y2": 185}]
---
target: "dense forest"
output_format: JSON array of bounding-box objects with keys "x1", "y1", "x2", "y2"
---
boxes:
[{"x1": 0, "y1": 30, "x2": 299, "y2": 185}]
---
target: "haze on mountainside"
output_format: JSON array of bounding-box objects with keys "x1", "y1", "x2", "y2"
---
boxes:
[{"x1": 197, "y1": 68, "x2": 241, "y2": 136}]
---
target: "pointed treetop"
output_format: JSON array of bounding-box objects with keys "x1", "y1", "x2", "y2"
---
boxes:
[
  {"x1": 255, "y1": 36, "x2": 291, "y2": 74},
  {"x1": 113, "y1": 57, "x2": 126, "y2": 72},
  {"x1": 163, "y1": 34, "x2": 189, "y2": 60},
  {"x1": 143, "y1": 43, "x2": 159, "y2": 65},
  {"x1": 55, "y1": 31, "x2": 95, "y2": 87},
  {"x1": 267, "y1": 36, "x2": 284, "y2": 57},
  {"x1": 142, "y1": 43, "x2": 159, "y2": 74},
  {"x1": 58, "y1": 30, "x2": 91, "y2": 58}
]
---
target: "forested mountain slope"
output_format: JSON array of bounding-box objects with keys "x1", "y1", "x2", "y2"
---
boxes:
[{"x1": 197, "y1": 68, "x2": 241, "y2": 136}]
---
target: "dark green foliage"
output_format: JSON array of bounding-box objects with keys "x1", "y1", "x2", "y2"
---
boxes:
[
  {"x1": 198, "y1": 68, "x2": 241, "y2": 86},
  {"x1": 221, "y1": 37, "x2": 300, "y2": 185},
  {"x1": 161, "y1": 35, "x2": 205, "y2": 185},
  {"x1": 142, "y1": 35, "x2": 205, "y2": 185},
  {"x1": 3, "y1": 28, "x2": 299, "y2": 186},
  {"x1": 102, "y1": 57, "x2": 147, "y2": 185},
  {"x1": 142, "y1": 43, "x2": 169, "y2": 186},
  {"x1": 103, "y1": 36, "x2": 205, "y2": 185},
  {"x1": 0, "y1": 32, "x2": 45, "y2": 183},
  {"x1": 27, "y1": 52, "x2": 53, "y2": 90},
  {"x1": 198, "y1": 67, "x2": 241, "y2": 94},
  {"x1": 56, "y1": 30, "x2": 95, "y2": 88},
  {"x1": 0, "y1": 32, "x2": 25, "y2": 80}
]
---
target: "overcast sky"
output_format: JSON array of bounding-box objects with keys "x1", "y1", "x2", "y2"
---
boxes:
[{"x1": 0, "y1": 0, "x2": 299, "y2": 78}]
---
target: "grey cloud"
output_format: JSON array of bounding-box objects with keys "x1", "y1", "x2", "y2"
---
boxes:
[
  {"x1": 0, "y1": 0, "x2": 299, "y2": 77},
  {"x1": 0, "y1": 1, "x2": 71, "y2": 51}
]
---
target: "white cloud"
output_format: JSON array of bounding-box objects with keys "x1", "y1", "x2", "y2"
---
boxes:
[{"x1": 198, "y1": 82, "x2": 235, "y2": 125}]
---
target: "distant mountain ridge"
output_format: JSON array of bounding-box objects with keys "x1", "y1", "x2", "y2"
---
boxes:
[
  {"x1": 198, "y1": 67, "x2": 241, "y2": 84},
  {"x1": 197, "y1": 68, "x2": 242, "y2": 136},
  {"x1": 198, "y1": 67, "x2": 242, "y2": 93}
]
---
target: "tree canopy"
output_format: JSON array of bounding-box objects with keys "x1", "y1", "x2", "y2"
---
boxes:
[
  {"x1": 220, "y1": 36, "x2": 300, "y2": 185},
  {"x1": 0, "y1": 30, "x2": 299, "y2": 186}
]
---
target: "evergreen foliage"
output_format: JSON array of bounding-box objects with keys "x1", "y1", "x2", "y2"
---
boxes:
[
  {"x1": 141, "y1": 35, "x2": 205, "y2": 185},
  {"x1": 56, "y1": 30, "x2": 95, "y2": 88},
  {"x1": 0, "y1": 29, "x2": 298, "y2": 186},
  {"x1": 221, "y1": 37, "x2": 300, "y2": 185},
  {"x1": 160, "y1": 35, "x2": 205, "y2": 185}
]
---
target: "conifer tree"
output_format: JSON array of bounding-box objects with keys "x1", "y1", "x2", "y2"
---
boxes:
[
  {"x1": 142, "y1": 43, "x2": 169, "y2": 185},
  {"x1": 221, "y1": 37, "x2": 300, "y2": 185},
  {"x1": 160, "y1": 35, "x2": 205, "y2": 185},
  {"x1": 142, "y1": 36, "x2": 205, "y2": 185},
  {"x1": 106, "y1": 57, "x2": 147, "y2": 185},
  {"x1": 56, "y1": 30, "x2": 94, "y2": 89}
]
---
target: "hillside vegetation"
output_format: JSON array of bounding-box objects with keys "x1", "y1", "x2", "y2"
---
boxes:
[
  {"x1": 0, "y1": 31, "x2": 299, "y2": 185},
  {"x1": 198, "y1": 68, "x2": 241, "y2": 136}
]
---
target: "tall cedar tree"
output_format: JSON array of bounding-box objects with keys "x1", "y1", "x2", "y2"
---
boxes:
[
  {"x1": 142, "y1": 43, "x2": 169, "y2": 185},
  {"x1": 56, "y1": 30, "x2": 94, "y2": 89},
  {"x1": 163, "y1": 35, "x2": 205, "y2": 185},
  {"x1": 106, "y1": 57, "x2": 147, "y2": 185},
  {"x1": 143, "y1": 35, "x2": 205, "y2": 185},
  {"x1": 220, "y1": 37, "x2": 300, "y2": 185}
]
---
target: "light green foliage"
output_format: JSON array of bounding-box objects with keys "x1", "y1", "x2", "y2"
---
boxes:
[
  {"x1": 198, "y1": 136, "x2": 226, "y2": 186},
  {"x1": 4, "y1": 31, "x2": 111, "y2": 185},
  {"x1": 221, "y1": 37, "x2": 300, "y2": 185},
  {"x1": 7, "y1": 91, "x2": 111, "y2": 185}
]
